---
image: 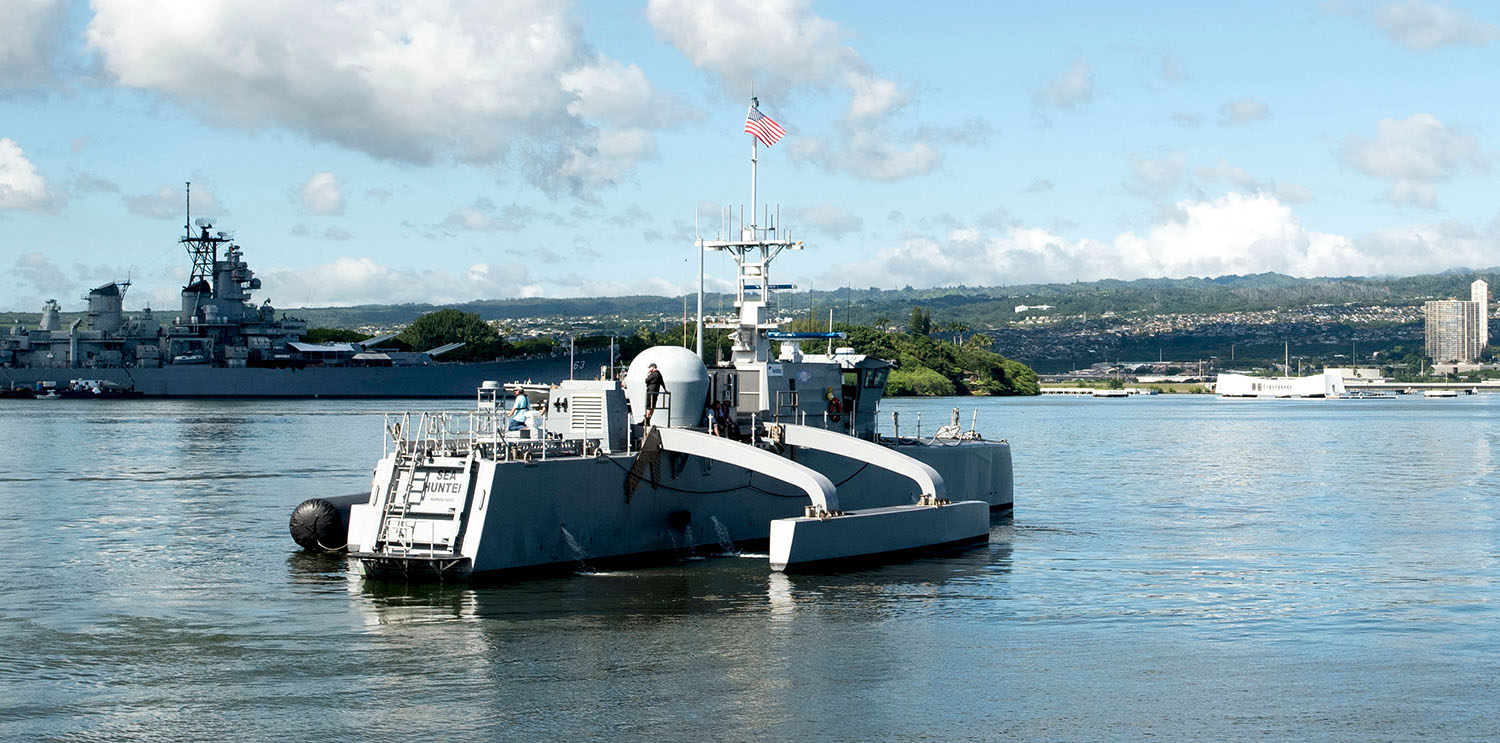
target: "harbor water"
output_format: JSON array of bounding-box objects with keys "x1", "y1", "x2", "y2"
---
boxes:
[{"x1": 2, "y1": 394, "x2": 1497, "y2": 741}]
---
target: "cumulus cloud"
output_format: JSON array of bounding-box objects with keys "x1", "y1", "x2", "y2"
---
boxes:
[
  {"x1": 1196, "y1": 158, "x2": 1312, "y2": 204},
  {"x1": 124, "y1": 183, "x2": 224, "y2": 220},
  {"x1": 74, "y1": 173, "x2": 120, "y2": 194},
  {"x1": 442, "y1": 198, "x2": 538, "y2": 232},
  {"x1": 299, "y1": 172, "x2": 344, "y2": 216},
  {"x1": 647, "y1": 0, "x2": 854, "y2": 96},
  {"x1": 1338, "y1": 113, "x2": 1486, "y2": 207},
  {"x1": 12, "y1": 252, "x2": 70, "y2": 301},
  {"x1": 788, "y1": 130, "x2": 941, "y2": 181},
  {"x1": 1034, "y1": 59, "x2": 1093, "y2": 110},
  {"x1": 84, "y1": 0, "x2": 678, "y2": 199},
  {"x1": 257, "y1": 257, "x2": 536, "y2": 307},
  {"x1": 844, "y1": 71, "x2": 909, "y2": 120},
  {"x1": 0, "y1": 0, "x2": 68, "y2": 90},
  {"x1": 1124, "y1": 151, "x2": 1187, "y2": 198},
  {"x1": 647, "y1": 0, "x2": 943, "y2": 181},
  {"x1": 786, "y1": 203, "x2": 863, "y2": 238},
  {"x1": 5, "y1": 251, "x2": 182, "y2": 312},
  {"x1": 1218, "y1": 98, "x2": 1270, "y2": 125},
  {"x1": 822, "y1": 191, "x2": 1497, "y2": 289},
  {"x1": 255, "y1": 255, "x2": 707, "y2": 306},
  {"x1": 1371, "y1": 1, "x2": 1500, "y2": 51},
  {"x1": 559, "y1": 58, "x2": 695, "y2": 129},
  {"x1": 0, "y1": 138, "x2": 61, "y2": 211}
]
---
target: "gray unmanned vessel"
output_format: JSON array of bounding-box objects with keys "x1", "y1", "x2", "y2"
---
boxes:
[
  {"x1": 1, "y1": 185, "x2": 598, "y2": 397},
  {"x1": 291, "y1": 124, "x2": 1014, "y2": 577}
]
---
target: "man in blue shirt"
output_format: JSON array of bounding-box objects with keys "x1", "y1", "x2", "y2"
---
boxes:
[{"x1": 509, "y1": 386, "x2": 530, "y2": 431}]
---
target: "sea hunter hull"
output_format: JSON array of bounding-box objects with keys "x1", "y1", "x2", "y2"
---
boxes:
[
  {"x1": 1, "y1": 351, "x2": 607, "y2": 398},
  {"x1": 348, "y1": 438, "x2": 1012, "y2": 580}
]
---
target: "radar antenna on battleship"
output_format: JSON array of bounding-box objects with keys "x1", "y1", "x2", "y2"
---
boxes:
[{"x1": 180, "y1": 181, "x2": 231, "y2": 286}]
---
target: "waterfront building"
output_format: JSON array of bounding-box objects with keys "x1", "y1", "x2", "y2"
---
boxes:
[
  {"x1": 1216, "y1": 370, "x2": 1347, "y2": 398},
  {"x1": 1424, "y1": 279, "x2": 1488, "y2": 363},
  {"x1": 1474, "y1": 279, "x2": 1489, "y2": 349}
]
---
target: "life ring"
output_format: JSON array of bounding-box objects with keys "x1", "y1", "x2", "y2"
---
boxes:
[{"x1": 828, "y1": 397, "x2": 843, "y2": 422}]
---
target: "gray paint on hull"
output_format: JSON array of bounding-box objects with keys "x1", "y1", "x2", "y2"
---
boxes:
[
  {"x1": 2, "y1": 350, "x2": 609, "y2": 398},
  {"x1": 355, "y1": 438, "x2": 1012, "y2": 579}
]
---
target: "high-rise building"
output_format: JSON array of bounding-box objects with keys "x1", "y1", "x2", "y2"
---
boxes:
[
  {"x1": 1424, "y1": 280, "x2": 1489, "y2": 363},
  {"x1": 1472, "y1": 279, "x2": 1488, "y2": 349}
]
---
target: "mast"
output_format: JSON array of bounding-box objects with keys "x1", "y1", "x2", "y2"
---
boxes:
[
  {"x1": 695, "y1": 229, "x2": 704, "y2": 359},
  {"x1": 750, "y1": 96, "x2": 759, "y2": 239}
]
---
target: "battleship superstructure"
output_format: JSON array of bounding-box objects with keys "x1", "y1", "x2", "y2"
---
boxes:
[{"x1": 1, "y1": 185, "x2": 597, "y2": 397}]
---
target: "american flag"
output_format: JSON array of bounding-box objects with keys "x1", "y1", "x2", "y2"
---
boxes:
[{"x1": 744, "y1": 104, "x2": 786, "y2": 147}]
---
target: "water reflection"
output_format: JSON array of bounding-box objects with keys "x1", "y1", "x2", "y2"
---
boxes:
[{"x1": 344, "y1": 536, "x2": 1016, "y2": 629}]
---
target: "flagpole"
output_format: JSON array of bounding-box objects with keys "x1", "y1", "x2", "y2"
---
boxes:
[
  {"x1": 695, "y1": 233, "x2": 704, "y2": 360},
  {"x1": 750, "y1": 98, "x2": 758, "y2": 238}
]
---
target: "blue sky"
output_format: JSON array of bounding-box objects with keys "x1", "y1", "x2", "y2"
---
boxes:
[{"x1": 2, "y1": 0, "x2": 1498, "y2": 312}]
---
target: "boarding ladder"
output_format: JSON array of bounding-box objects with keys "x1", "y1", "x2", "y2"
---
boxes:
[{"x1": 374, "y1": 412, "x2": 476, "y2": 556}]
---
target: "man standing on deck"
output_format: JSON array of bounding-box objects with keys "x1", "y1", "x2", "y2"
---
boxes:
[{"x1": 643, "y1": 363, "x2": 665, "y2": 426}]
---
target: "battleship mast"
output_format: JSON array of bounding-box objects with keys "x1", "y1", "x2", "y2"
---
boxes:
[{"x1": 180, "y1": 181, "x2": 232, "y2": 288}]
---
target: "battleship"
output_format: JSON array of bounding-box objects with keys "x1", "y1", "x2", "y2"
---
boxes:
[
  {"x1": 290, "y1": 118, "x2": 1014, "y2": 577},
  {"x1": 1, "y1": 185, "x2": 600, "y2": 397}
]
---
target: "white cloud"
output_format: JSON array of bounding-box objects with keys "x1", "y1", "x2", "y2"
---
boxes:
[
  {"x1": 1339, "y1": 113, "x2": 1486, "y2": 207},
  {"x1": 1372, "y1": 1, "x2": 1500, "y2": 51},
  {"x1": 786, "y1": 203, "x2": 863, "y2": 238},
  {"x1": 532, "y1": 127, "x2": 659, "y2": 201},
  {"x1": 646, "y1": 0, "x2": 933, "y2": 180},
  {"x1": 789, "y1": 130, "x2": 941, "y2": 182},
  {"x1": 1034, "y1": 59, "x2": 1093, "y2": 110},
  {"x1": 74, "y1": 173, "x2": 120, "y2": 194},
  {"x1": 0, "y1": 0, "x2": 67, "y2": 89},
  {"x1": 259, "y1": 257, "x2": 536, "y2": 307},
  {"x1": 824, "y1": 191, "x2": 1500, "y2": 290},
  {"x1": 11, "y1": 252, "x2": 69, "y2": 304},
  {"x1": 0, "y1": 138, "x2": 60, "y2": 211},
  {"x1": 124, "y1": 184, "x2": 224, "y2": 220},
  {"x1": 255, "y1": 255, "x2": 713, "y2": 306},
  {"x1": 559, "y1": 58, "x2": 693, "y2": 129},
  {"x1": 844, "y1": 71, "x2": 909, "y2": 120},
  {"x1": 85, "y1": 0, "x2": 666, "y2": 199},
  {"x1": 1195, "y1": 158, "x2": 1313, "y2": 204},
  {"x1": 1218, "y1": 98, "x2": 1270, "y2": 125},
  {"x1": 1124, "y1": 151, "x2": 1187, "y2": 197},
  {"x1": 442, "y1": 198, "x2": 537, "y2": 232},
  {"x1": 299, "y1": 172, "x2": 344, "y2": 216},
  {"x1": 646, "y1": 0, "x2": 854, "y2": 94}
]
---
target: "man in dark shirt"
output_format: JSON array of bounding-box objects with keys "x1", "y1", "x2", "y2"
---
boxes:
[{"x1": 643, "y1": 363, "x2": 665, "y2": 426}]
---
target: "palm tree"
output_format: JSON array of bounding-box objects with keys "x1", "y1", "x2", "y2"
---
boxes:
[{"x1": 945, "y1": 321, "x2": 970, "y2": 344}]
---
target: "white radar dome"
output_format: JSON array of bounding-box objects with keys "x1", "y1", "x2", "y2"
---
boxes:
[{"x1": 624, "y1": 346, "x2": 709, "y2": 428}]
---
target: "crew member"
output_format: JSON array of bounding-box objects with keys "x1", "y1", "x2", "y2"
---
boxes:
[
  {"x1": 643, "y1": 363, "x2": 665, "y2": 426},
  {"x1": 508, "y1": 385, "x2": 530, "y2": 431}
]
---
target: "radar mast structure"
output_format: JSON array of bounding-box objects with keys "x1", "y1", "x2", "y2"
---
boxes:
[
  {"x1": 180, "y1": 181, "x2": 232, "y2": 287},
  {"x1": 699, "y1": 96, "x2": 802, "y2": 368}
]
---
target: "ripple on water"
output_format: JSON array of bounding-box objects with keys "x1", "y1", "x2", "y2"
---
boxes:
[{"x1": 3, "y1": 396, "x2": 1500, "y2": 741}]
